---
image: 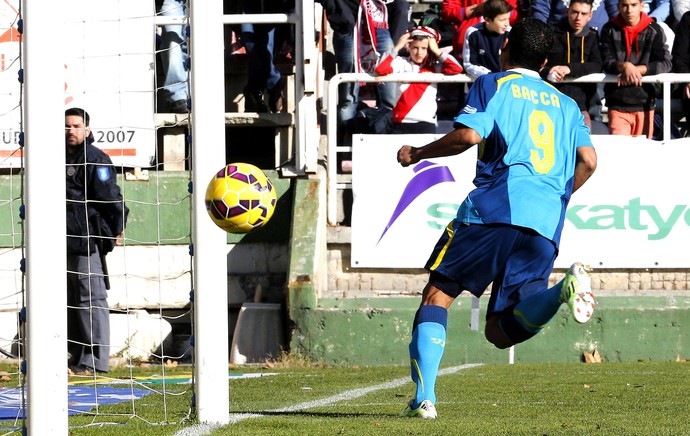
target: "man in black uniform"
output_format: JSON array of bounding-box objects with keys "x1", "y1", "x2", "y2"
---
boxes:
[{"x1": 65, "y1": 108, "x2": 128, "y2": 374}]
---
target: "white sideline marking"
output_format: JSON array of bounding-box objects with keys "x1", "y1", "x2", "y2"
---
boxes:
[
  {"x1": 228, "y1": 363, "x2": 483, "y2": 423},
  {"x1": 174, "y1": 362, "x2": 482, "y2": 435},
  {"x1": 174, "y1": 423, "x2": 222, "y2": 436}
]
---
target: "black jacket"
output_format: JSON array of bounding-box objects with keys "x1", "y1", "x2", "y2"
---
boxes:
[
  {"x1": 600, "y1": 16, "x2": 673, "y2": 111},
  {"x1": 672, "y1": 12, "x2": 690, "y2": 75},
  {"x1": 672, "y1": 11, "x2": 690, "y2": 99},
  {"x1": 66, "y1": 136, "x2": 128, "y2": 256},
  {"x1": 541, "y1": 19, "x2": 602, "y2": 110},
  {"x1": 314, "y1": 0, "x2": 358, "y2": 33}
]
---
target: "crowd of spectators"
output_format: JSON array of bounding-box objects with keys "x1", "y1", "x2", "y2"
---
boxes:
[
  {"x1": 313, "y1": 0, "x2": 689, "y2": 140},
  {"x1": 162, "y1": 1, "x2": 689, "y2": 139}
]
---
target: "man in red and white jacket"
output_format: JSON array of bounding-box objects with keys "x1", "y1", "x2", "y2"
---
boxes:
[{"x1": 375, "y1": 27, "x2": 464, "y2": 134}]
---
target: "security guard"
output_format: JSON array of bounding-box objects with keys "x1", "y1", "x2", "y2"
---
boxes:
[{"x1": 65, "y1": 107, "x2": 128, "y2": 374}]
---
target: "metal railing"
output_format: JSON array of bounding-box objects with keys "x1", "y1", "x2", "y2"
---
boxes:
[
  {"x1": 154, "y1": 3, "x2": 321, "y2": 175},
  {"x1": 326, "y1": 72, "x2": 690, "y2": 225}
]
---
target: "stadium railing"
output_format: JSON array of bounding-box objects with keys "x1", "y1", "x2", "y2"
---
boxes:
[
  {"x1": 154, "y1": 1, "x2": 321, "y2": 176},
  {"x1": 326, "y1": 72, "x2": 690, "y2": 225}
]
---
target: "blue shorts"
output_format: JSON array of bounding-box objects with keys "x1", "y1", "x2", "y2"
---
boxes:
[{"x1": 425, "y1": 222, "x2": 557, "y2": 315}]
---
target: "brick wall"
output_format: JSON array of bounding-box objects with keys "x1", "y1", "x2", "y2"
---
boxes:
[{"x1": 326, "y1": 243, "x2": 690, "y2": 299}]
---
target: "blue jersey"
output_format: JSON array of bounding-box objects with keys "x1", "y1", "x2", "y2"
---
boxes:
[{"x1": 453, "y1": 68, "x2": 593, "y2": 247}]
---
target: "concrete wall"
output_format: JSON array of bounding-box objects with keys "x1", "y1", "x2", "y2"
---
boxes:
[{"x1": 291, "y1": 296, "x2": 690, "y2": 365}]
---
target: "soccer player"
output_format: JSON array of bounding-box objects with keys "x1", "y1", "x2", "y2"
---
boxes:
[{"x1": 396, "y1": 18, "x2": 598, "y2": 419}]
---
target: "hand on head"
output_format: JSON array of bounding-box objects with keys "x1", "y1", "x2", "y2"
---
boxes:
[{"x1": 396, "y1": 33, "x2": 412, "y2": 51}]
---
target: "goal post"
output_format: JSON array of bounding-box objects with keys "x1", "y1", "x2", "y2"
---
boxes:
[
  {"x1": 19, "y1": 0, "x2": 231, "y2": 430},
  {"x1": 23, "y1": 0, "x2": 69, "y2": 433},
  {"x1": 189, "y1": 0, "x2": 230, "y2": 425}
]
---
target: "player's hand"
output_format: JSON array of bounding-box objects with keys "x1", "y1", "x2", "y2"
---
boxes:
[
  {"x1": 397, "y1": 146, "x2": 419, "y2": 167},
  {"x1": 115, "y1": 231, "x2": 125, "y2": 246},
  {"x1": 684, "y1": 83, "x2": 690, "y2": 100}
]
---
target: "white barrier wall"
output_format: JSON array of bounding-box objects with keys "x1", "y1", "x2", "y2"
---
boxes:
[{"x1": 351, "y1": 134, "x2": 690, "y2": 269}]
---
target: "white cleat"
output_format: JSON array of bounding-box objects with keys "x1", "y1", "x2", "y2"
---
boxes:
[
  {"x1": 401, "y1": 399, "x2": 438, "y2": 419},
  {"x1": 562, "y1": 262, "x2": 596, "y2": 323}
]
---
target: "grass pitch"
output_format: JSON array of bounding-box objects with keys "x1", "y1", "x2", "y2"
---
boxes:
[{"x1": 1, "y1": 361, "x2": 689, "y2": 435}]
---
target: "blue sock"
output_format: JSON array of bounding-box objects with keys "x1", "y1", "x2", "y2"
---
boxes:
[
  {"x1": 409, "y1": 305, "x2": 447, "y2": 407},
  {"x1": 512, "y1": 279, "x2": 564, "y2": 333}
]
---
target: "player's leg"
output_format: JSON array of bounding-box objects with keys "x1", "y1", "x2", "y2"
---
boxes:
[
  {"x1": 484, "y1": 233, "x2": 595, "y2": 348},
  {"x1": 404, "y1": 222, "x2": 498, "y2": 418},
  {"x1": 484, "y1": 231, "x2": 560, "y2": 347},
  {"x1": 404, "y1": 279, "x2": 454, "y2": 418},
  {"x1": 561, "y1": 262, "x2": 595, "y2": 323}
]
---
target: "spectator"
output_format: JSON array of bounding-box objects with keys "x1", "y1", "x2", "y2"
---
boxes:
[
  {"x1": 627, "y1": 0, "x2": 675, "y2": 57},
  {"x1": 239, "y1": 0, "x2": 294, "y2": 113},
  {"x1": 600, "y1": 0, "x2": 672, "y2": 138},
  {"x1": 605, "y1": 0, "x2": 674, "y2": 52},
  {"x1": 158, "y1": 0, "x2": 189, "y2": 113},
  {"x1": 532, "y1": 0, "x2": 614, "y2": 125},
  {"x1": 542, "y1": 0, "x2": 603, "y2": 128},
  {"x1": 672, "y1": 11, "x2": 690, "y2": 129},
  {"x1": 441, "y1": 0, "x2": 519, "y2": 62},
  {"x1": 672, "y1": 0, "x2": 690, "y2": 26},
  {"x1": 462, "y1": 0, "x2": 512, "y2": 77},
  {"x1": 373, "y1": 26, "x2": 464, "y2": 134},
  {"x1": 316, "y1": 0, "x2": 396, "y2": 129},
  {"x1": 441, "y1": 0, "x2": 518, "y2": 109},
  {"x1": 65, "y1": 108, "x2": 128, "y2": 375},
  {"x1": 639, "y1": 0, "x2": 671, "y2": 23},
  {"x1": 531, "y1": 0, "x2": 617, "y2": 32},
  {"x1": 387, "y1": 0, "x2": 415, "y2": 41}
]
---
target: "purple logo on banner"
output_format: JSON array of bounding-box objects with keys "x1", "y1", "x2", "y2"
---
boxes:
[{"x1": 377, "y1": 160, "x2": 455, "y2": 244}]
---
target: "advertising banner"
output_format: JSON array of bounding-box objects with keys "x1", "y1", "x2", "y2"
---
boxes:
[
  {"x1": 352, "y1": 134, "x2": 690, "y2": 269},
  {"x1": 0, "y1": 0, "x2": 156, "y2": 168}
]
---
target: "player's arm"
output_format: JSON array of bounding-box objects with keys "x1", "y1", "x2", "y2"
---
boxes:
[
  {"x1": 572, "y1": 146, "x2": 597, "y2": 193},
  {"x1": 397, "y1": 127, "x2": 481, "y2": 167}
]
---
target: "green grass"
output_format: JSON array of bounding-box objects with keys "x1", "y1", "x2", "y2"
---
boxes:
[{"x1": 0, "y1": 362, "x2": 689, "y2": 435}]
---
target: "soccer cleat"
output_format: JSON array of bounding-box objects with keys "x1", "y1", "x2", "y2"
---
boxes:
[
  {"x1": 401, "y1": 399, "x2": 437, "y2": 419},
  {"x1": 561, "y1": 262, "x2": 596, "y2": 323}
]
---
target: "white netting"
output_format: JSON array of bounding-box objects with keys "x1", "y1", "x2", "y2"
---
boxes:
[{"x1": 0, "y1": 0, "x2": 199, "y2": 431}]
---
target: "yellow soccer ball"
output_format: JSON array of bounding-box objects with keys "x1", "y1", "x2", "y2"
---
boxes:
[{"x1": 204, "y1": 163, "x2": 277, "y2": 233}]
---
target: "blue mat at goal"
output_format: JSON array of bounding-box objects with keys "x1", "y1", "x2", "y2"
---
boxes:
[{"x1": 0, "y1": 386, "x2": 151, "y2": 420}]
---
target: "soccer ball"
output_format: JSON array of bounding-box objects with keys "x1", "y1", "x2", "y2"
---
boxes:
[{"x1": 204, "y1": 163, "x2": 277, "y2": 233}]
